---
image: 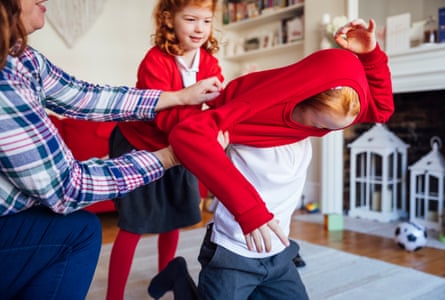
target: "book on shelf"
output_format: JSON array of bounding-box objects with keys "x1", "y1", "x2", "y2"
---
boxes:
[
  {"x1": 222, "y1": 0, "x2": 302, "y2": 25},
  {"x1": 287, "y1": 0, "x2": 303, "y2": 5},
  {"x1": 263, "y1": 0, "x2": 303, "y2": 8},
  {"x1": 281, "y1": 10, "x2": 303, "y2": 44},
  {"x1": 439, "y1": 7, "x2": 445, "y2": 43}
]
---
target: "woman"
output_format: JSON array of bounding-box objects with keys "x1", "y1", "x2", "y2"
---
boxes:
[{"x1": 0, "y1": 0, "x2": 221, "y2": 299}]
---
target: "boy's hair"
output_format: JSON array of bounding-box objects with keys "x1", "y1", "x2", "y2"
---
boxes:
[
  {"x1": 0, "y1": 0, "x2": 27, "y2": 69},
  {"x1": 152, "y1": 0, "x2": 219, "y2": 56},
  {"x1": 301, "y1": 87, "x2": 360, "y2": 119}
]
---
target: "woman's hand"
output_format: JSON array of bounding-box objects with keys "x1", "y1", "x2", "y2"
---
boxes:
[
  {"x1": 156, "y1": 77, "x2": 223, "y2": 111},
  {"x1": 334, "y1": 18, "x2": 377, "y2": 54},
  {"x1": 154, "y1": 146, "x2": 179, "y2": 170},
  {"x1": 244, "y1": 218, "x2": 289, "y2": 253},
  {"x1": 157, "y1": 130, "x2": 228, "y2": 170}
]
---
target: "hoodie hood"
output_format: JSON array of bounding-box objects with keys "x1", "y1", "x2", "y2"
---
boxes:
[{"x1": 213, "y1": 48, "x2": 371, "y2": 122}]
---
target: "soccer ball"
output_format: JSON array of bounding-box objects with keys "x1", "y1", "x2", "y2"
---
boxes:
[{"x1": 394, "y1": 222, "x2": 428, "y2": 252}]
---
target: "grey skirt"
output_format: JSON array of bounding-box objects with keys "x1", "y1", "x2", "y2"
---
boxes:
[{"x1": 109, "y1": 126, "x2": 201, "y2": 234}]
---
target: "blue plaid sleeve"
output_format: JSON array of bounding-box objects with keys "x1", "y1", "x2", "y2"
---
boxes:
[{"x1": 0, "y1": 48, "x2": 166, "y2": 215}]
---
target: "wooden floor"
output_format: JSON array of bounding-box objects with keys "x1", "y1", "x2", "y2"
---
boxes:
[{"x1": 98, "y1": 208, "x2": 445, "y2": 278}]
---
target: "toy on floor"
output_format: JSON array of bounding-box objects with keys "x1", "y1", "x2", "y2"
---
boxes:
[
  {"x1": 394, "y1": 221, "x2": 427, "y2": 251},
  {"x1": 304, "y1": 202, "x2": 319, "y2": 214}
]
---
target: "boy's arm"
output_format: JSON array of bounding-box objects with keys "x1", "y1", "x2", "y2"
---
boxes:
[
  {"x1": 357, "y1": 44, "x2": 394, "y2": 123},
  {"x1": 169, "y1": 99, "x2": 274, "y2": 234},
  {"x1": 335, "y1": 19, "x2": 394, "y2": 123}
]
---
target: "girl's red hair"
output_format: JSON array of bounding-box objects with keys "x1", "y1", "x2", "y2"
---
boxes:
[{"x1": 152, "y1": 0, "x2": 219, "y2": 56}]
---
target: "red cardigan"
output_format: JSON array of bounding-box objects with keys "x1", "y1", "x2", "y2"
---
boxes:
[
  {"x1": 118, "y1": 46, "x2": 224, "y2": 151},
  {"x1": 169, "y1": 45, "x2": 394, "y2": 234}
]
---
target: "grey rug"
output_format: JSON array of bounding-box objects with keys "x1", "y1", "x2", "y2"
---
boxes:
[
  {"x1": 87, "y1": 227, "x2": 445, "y2": 300},
  {"x1": 293, "y1": 213, "x2": 445, "y2": 251}
]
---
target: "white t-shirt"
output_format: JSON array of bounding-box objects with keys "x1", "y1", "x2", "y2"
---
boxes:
[{"x1": 212, "y1": 139, "x2": 312, "y2": 258}]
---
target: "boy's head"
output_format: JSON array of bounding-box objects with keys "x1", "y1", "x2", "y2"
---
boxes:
[{"x1": 292, "y1": 87, "x2": 360, "y2": 130}]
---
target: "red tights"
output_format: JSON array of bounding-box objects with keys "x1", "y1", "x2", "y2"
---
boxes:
[{"x1": 105, "y1": 228, "x2": 179, "y2": 300}]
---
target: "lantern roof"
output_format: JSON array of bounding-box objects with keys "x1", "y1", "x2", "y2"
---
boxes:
[
  {"x1": 409, "y1": 137, "x2": 445, "y2": 173},
  {"x1": 347, "y1": 123, "x2": 409, "y2": 152}
]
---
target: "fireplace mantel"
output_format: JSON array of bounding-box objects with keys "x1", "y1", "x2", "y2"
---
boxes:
[
  {"x1": 320, "y1": 43, "x2": 445, "y2": 216},
  {"x1": 389, "y1": 43, "x2": 445, "y2": 93}
]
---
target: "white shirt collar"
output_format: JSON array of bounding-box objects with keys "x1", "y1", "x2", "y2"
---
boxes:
[{"x1": 175, "y1": 50, "x2": 200, "y2": 87}]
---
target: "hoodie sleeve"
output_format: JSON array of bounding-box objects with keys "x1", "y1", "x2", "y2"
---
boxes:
[
  {"x1": 140, "y1": 48, "x2": 225, "y2": 134},
  {"x1": 356, "y1": 44, "x2": 394, "y2": 123},
  {"x1": 169, "y1": 68, "x2": 290, "y2": 234},
  {"x1": 169, "y1": 99, "x2": 274, "y2": 234}
]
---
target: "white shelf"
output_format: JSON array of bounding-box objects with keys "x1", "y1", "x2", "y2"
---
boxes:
[
  {"x1": 222, "y1": 3, "x2": 304, "y2": 31},
  {"x1": 223, "y1": 40, "x2": 303, "y2": 62}
]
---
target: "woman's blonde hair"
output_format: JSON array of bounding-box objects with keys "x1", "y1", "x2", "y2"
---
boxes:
[
  {"x1": 152, "y1": 0, "x2": 219, "y2": 56},
  {"x1": 0, "y1": 0, "x2": 27, "y2": 69},
  {"x1": 300, "y1": 86, "x2": 360, "y2": 119}
]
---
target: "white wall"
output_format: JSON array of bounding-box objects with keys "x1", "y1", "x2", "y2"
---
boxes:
[
  {"x1": 357, "y1": 0, "x2": 445, "y2": 25},
  {"x1": 29, "y1": 0, "x2": 156, "y2": 86}
]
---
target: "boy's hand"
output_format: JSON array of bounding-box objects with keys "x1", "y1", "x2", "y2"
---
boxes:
[
  {"x1": 334, "y1": 18, "x2": 377, "y2": 54},
  {"x1": 244, "y1": 219, "x2": 289, "y2": 253}
]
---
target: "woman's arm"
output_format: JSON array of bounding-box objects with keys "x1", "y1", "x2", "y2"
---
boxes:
[
  {"x1": 28, "y1": 48, "x2": 221, "y2": 120},
  {"x1": 0, "y1": 104, "x2": 168, "y2": 215}
]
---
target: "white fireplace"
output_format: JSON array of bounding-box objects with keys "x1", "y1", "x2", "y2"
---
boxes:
[
  {"x1": 390, "y1": 44, "x2": 445, "y2": 93},
  {"x1": 320, "y1": 43, "x2": 445, "y2": 215}
]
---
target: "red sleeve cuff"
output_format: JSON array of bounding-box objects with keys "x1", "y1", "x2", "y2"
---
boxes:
[
  {"x1": 357, "y1": 43, "x2": 387, "y2": 66},
  {"x1": 235, "y1": 204, "x2": 274, "y2": 234}
]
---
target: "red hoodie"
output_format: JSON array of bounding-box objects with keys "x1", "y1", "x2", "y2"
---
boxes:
[
  {"x1": 118, "y1": 46, "x2": 224, "y2": 151},
  {"x1": 169, "y1": 45, "x2": 394, "y2": 234}
]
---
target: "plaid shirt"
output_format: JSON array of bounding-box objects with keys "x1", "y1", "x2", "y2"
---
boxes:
[{"x1": 0, "y1": 47, "x2": 165, "y2": 216}]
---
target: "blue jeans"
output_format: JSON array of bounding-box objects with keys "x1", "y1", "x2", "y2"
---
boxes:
[{"x1": 0, "y1": 206, "x2": 102, "y2": 300}]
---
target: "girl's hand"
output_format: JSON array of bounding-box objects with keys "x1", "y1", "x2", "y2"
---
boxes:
[{"x1": 334, "y1": 18, "x2": 377, "y2": 54}]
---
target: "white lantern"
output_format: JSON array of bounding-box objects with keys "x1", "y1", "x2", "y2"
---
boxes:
[
  {"x1": 348, "y1": 124, "x2": 409, "y2": 222},
  {"x1": 409, "y1": 137, "x2": 445, "y2": 232}
]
